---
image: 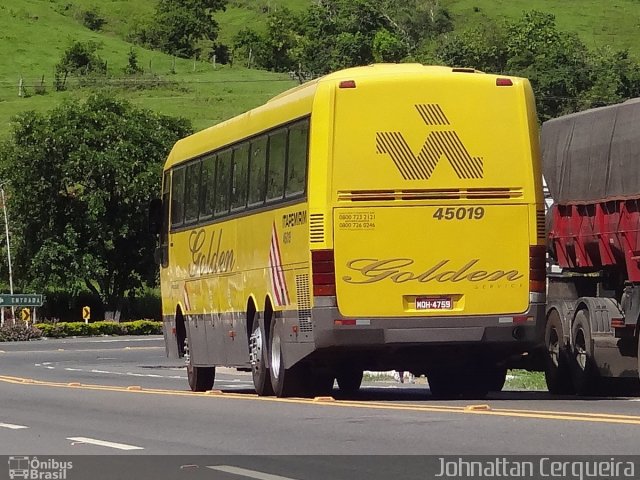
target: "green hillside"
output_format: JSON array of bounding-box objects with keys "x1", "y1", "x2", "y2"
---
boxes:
[
  {"x1": 1, "y1": 0, "x2": 639, "y2": 139},
  {"x1": 0, "y1": 0, "x2": 298, "y2": 138},
  {"x1": 444, "y1": 0, "x2": 640, "y2": 55}
]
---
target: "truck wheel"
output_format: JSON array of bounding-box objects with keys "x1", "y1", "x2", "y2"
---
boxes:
[
  {"x1": 269, "y1": 319, "x2": 306, "y2": 397},
  {"x1": 486, "y1": 366, "x2": 507, "y2": 392},
  {"x1": 187, "y1": 363, "x2": 215, "y2": 392},
  {"x1": 571, "y1": 309, "x2": 597, "y2": 395},
  {"x1": 544, "y1": 310, "x2": 574, "y2": 394},
  {"x1": 336, "y1": 368, "x2": 363, "y2": 395},
  {"x1": 250, "y1": 312, "x2": 274, "y2": 396}
]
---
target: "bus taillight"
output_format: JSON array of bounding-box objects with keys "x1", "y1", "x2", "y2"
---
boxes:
[
  {"x1": 312, "y1": 249, "x2": 336, "y2": 296},
  {"x1": 529, "y1": 245, "x2": 546, "y2": 293}
]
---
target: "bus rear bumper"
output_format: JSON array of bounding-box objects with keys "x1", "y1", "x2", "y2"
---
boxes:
[{"x1": 311, "y1": 301, "x2": 546, "y2": 351}]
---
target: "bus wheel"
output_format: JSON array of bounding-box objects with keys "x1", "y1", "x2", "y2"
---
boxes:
[
  {"x1": 544, "y1": 309, "x2": 573, "y2": 394},
  {"x1": 269, "y1": 320, "x2": 306, "y2": 397},
  {"x1": 571, "y1": 309, "x2": 597, "y2": 395},
  {"x1": 250, "y1": 312, "x2": 273, "y2": 396},
  {"x1": 187, "y1": 363, "x2": 215, "y2": 392},
  {"x1": 428, "y1": 368, "x2": 489, "y2": 400},
  {"x1": 336, "y1": 368, "x2": 363, "y2": 395}
]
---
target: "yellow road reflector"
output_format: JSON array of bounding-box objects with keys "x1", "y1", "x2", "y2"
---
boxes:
[{"x1": 464, "y1": 404, "x2": 492, "y2": 412}]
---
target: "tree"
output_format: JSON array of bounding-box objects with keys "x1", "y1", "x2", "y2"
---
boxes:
[
  {"x1": 54, "y1": 41, "x2": 107, "y2": 90},
  {"x1": 434, "y1": 20, "x2": 509, "y2": 73},
  {"x1": 146, "y1": 0, "x2": 227, "y2": 58},
  {"x1": 0, "y1": 95, "x2": 191, "y2": 312}
]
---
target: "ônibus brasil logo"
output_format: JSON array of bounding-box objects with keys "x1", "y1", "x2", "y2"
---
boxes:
[
  {"x1": 376, "y1": 104, "x2": 484, "y2": 180},
  {"x1": 8, "y1": 456, "x2": 73, "y2": 480}
]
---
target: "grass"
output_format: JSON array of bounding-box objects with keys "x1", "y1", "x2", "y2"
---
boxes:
[
  {"x1": 0, "y1": 0, "x2": 298, "y2": 138},
  {"x1": 504, "y1": 370, "x2": 547, "y2": 391},
  {"x1": 2, "y1": 0, "x2": 639, "y2": 140},
  {"x1": 364, "y1": 370, "x2": 548, "y2": 391},
  {"x1": 442, "y1": 0, "x2": 640, "y2": 56}
]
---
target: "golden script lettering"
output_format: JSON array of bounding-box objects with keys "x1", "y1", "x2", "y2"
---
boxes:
[
  {"x1": 342, "y1": 258, "x2": 523, "y2": 284},
  {"x1": 189, "y1": 229, "x2": 235, "y2": 277}
]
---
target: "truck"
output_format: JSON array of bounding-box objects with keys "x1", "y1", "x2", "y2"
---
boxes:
[{"x1": 542, "y1": 98, "x2": 640, "y2": 395}]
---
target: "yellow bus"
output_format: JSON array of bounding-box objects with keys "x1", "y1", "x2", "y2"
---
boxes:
[{"x1": 150, "y1": 64, "x2": 546, "y2": 398}]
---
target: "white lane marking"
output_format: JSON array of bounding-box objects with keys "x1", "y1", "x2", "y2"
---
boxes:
[
  {"x1": 0, "y1": 423, "x2": 29, "y2": 430},
  {"x1": 67, "y1": 437, "x2": 144, "y2": 451},
  {"x1": 87, "y1": 338, "x2": 161, "y2": 343},
  {"x1": 207, "y1": 465, "x2": 299, "y2": 480}
]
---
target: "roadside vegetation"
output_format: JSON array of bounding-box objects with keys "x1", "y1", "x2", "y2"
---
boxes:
[{"x1": 0, "y1": 0, "x2": 639, "y2": 325}]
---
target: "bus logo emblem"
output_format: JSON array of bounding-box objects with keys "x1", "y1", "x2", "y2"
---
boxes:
[{"x1": 376, "y1": 104, "x2": 484, "y2": 180}]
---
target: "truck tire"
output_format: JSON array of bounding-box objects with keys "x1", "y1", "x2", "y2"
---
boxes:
[
  {"x1": 487, "y1": 366, "x2": 507, "y2": 392},
  {"x1": 544, "y1": 310, "x2": 574, "y2": 394},
  {"x1": 571, "y1": 309, "x2": 597, "y2": 395},
  {"x1": 250, "y1": 312, "x2": 273, "y2": 396},
  {"x1": 269, "y1": 318, "x2": 306, "y2": 397}
]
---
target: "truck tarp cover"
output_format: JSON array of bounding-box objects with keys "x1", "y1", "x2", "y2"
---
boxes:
[{"x1": 541, "y1": 98, "x2": 640, "y2": 204}]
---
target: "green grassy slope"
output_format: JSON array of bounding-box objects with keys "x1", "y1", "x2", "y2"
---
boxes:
[
  {"x1": 0, "y1": 0, "x2": 297, "y2": 138},
  {"x1": 1, "y1": 0, "x2": 639, "y2": 140},
  {"x1": 444, "y1": 0, "x2": 640, "y2": 54}
]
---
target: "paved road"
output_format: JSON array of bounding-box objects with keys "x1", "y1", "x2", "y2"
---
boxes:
[{"x1": 1, "y1": 336, "x2": 640, "y2": 479}]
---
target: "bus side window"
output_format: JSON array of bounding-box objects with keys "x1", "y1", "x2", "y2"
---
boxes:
[
  {"x1": 215, "y1": 149, "x2": 232, "y2": 217},
  {"x1": 184, "y1": 160, "x2": 201, "y2": 224},
  {"x1": 199, "y1": 155, "x2": 216, "y2": 221},
  {"x1": 231, "y1": 142, "x2": 250, "y2": 211},
  {"x1": 171, "y1": 167, "x2": 185, "y2": 228},
  {"x1": 285, "y1": 119, "x2": 309, "y2": 198},
  {"x1": 267, "y1": 129, "x2": 287, "y2": 202},
  {"x1": 249, "y1": 136, "x2": 267, "y2": 206}
]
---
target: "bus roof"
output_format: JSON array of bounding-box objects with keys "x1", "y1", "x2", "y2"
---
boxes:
[{"x1": 164, "y1": 64, "x2": 516, "y2": 170}]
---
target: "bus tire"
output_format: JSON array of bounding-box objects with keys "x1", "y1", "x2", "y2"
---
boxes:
[
  {"x1": 544, "y1": 309, "x2": 574, "y2": 394},
  {"x1": 250, "y1": 312, "x2": 273, "y2": 396},
  {"x1": 336, "y1": 368, "x2": 363, "y2": 395},
  {"x1": 269, "y1": 319, "x2": 306, "y2": 397},
  {"x1": 187, "y1": 363, "x2": 215, "y2": 392},
  {"x1": 571, "y1": 309, "x2": 597, "y2": 395},
  {"x1": 428, "y1": 368, "x2": 489, "y2": 400}
]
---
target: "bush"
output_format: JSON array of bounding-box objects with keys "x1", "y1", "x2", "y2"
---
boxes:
[
  {"x1": 33, "y1": 320, "x2": 162, "y2": 338},
  {"x1": 0, "y1": 324, "x2": 43, "y2": 342},
  {"x1": 82, "y1": 7, "x2": 106, "y2": 31}
]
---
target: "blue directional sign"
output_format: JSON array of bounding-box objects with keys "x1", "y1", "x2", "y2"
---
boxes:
[{"x1": 0, "y1": 294, "x2": 44, "y2": 307}]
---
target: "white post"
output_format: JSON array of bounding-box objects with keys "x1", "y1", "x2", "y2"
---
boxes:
[{"x1": 1, "y1": 186, "x2": 15, "y2": 322}]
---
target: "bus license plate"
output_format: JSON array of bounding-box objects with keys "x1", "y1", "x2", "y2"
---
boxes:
[{"x1": 415, "y1": 297, "x2": 452, "y2": 310}]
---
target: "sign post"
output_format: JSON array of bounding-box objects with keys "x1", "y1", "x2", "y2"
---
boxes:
[{"x1": 82, "y1": 306, "x2": 91, "y2": 324}]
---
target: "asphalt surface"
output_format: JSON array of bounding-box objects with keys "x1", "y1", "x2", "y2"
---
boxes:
[{"x1": 1, "y1": 336, "x2": 639, "y2": 479}]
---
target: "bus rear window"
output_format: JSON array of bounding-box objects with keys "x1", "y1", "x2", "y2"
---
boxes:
[
  {"x1": 285, "y1": 120, "x2": 308, "y2": 198},
  {"x1": 170, "y1": 167, "x2": 185, "y2": 227},
  {"x1": 215, "y1": 150, "x2": 232, "y2": 216},
  {"x1": 267, "y1": 129, "x2": 286, "y2": 201}
]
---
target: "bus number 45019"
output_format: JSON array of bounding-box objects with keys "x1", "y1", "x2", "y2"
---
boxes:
[{"x1": 433, "y1": 207, "x2": 485, "y2": 221}]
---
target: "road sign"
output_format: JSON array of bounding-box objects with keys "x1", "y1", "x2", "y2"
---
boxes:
[
  {"x1": 0, "y1": 294, "x2": 43, "y2": 307},
  {"x1": 20, "y1": 308, "x2": 30, "y2": 322},
  {"x1": 82, "y1": 306, "x2": 91, "y2": 322}
]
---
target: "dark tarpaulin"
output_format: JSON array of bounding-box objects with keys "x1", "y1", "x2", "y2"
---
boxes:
[{"x1": 541, "y1": 98, "x2": 640, "y2": 204}]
